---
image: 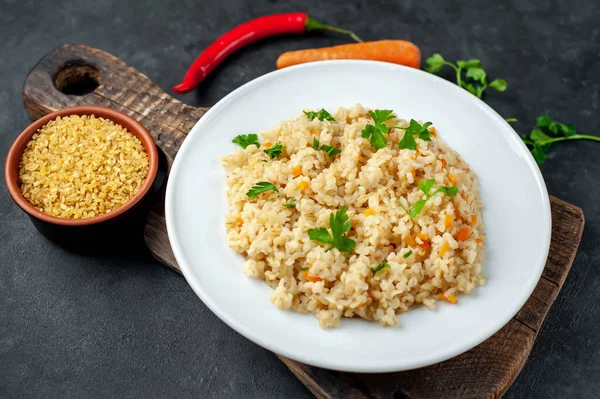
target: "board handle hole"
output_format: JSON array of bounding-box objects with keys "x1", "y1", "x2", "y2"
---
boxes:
[{"x1": 54, "y1": 61, "x2": 101, "y2": 96}]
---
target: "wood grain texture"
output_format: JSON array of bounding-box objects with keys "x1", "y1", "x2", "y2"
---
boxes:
[
  {"x1": 24, "y1": 45, "x2": 585, "y2": 399},
  {"x1": 22, "y1": 43, "x2": 208, "y2": 165}
]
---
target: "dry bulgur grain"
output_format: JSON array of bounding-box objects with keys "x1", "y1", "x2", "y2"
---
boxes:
[{"x1": 19, "y1": 114, "x2": 149, "y2": 219}]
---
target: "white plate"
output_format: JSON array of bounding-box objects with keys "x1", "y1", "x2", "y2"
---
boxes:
[{"x1": 165, "y1": 61, "x2": 551, "y2": 372}]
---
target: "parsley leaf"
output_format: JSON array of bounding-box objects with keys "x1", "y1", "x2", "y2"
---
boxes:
[
  {"x1": 283, "y1": 197, "x2": 296, "y2": 209},
  {"x1": 264, "y1": 142, "x2": 285, "y2": 159},
  {"x1": 398, "y1": 119, "x2": 433, "y2": 150},
  {"x1": 232, "y1": 134, "x2": 260, "y2": 149},
  {"x1": 521, "y1": 116, "x2": 600, "y2": 164},
  {"x1": 403, "y1": 250, "x2": 413, "y2": 259},
  {"x1": 308, "y1": 206, "x2": 356, "y2": 253},
  {"x1": 424, "y1": 53, "x2": 507, "y2": 99},
  {"x1": 312, "y1": 137, "x2": 341, "y2": 158},
  {"x1": 424, "y1": 53, "x2": 446, "y2": 73},
  {"x1": 247, "y1": 182, "x2": 278, "y2": 198},
  {"x1": 399, "y1": 178, "x2": 459, "y2": 218},
  {"x1": 361, "y1": 110, "x2": 396, "y2": 149},
  {"x1": 505, "y1": 118, "x2": 518, "y2": 123},
  {"x1": 299, "y1": 267, "x2": 309, "y2": 271},
  {"x1": 304, "y1": 109, "x2": 335, "y2": 121},
  {"x1": 372, "y1": 261, "x2": 390, "y2": 275}
]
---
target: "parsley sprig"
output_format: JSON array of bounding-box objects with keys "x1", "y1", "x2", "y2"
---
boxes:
[
  {"x1": 399, "y1": 178, "x2": 459, "y2": 218},
  {"x1": 232, "y1": 134, "x2": 260, "y2": 149},
  {"x1": 371, "y1": 261, "x2": 390, "y2": 275},
  {"x1": 283, "y1": 197, "x2": 296, "y2": 209},
  {"x1": 308, "y1": 206, "x2": 356, "y2": 253},
  {"x1": 361, "y1": 109, "x2": 396, "y2": 149},
  {"x1": 247, "y1": 182, "x2": 278, "y2": 198},
  {"x1": 398, "y1": 119, "x2": 433, "y2": 150},
  {"x1": 304, "y1": 109, "x2": 335, "y2": 121},
  {"x1": 264, "y1": 142, "x2": 285, "y2": 159},
  {"x1": 521, "y1": 116, "x2": 600, "y2": 164},
  {"x1": 425, "y1": 54, "x2": 507, "y2": 99},
  {"x1": 312, "y1": 137, "x2": 341, "y2": 158}
]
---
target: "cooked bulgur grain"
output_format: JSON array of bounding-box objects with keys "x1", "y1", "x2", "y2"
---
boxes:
[
  {"x1": 19, "y1": 115, "x2": 149, "y2": 219},
  {"x1": 221, "y1": 105, "x2": 485, "y2": 328}
]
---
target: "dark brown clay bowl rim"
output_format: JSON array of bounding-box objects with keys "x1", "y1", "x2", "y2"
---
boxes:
[{"x1": 5, "y1": 106, "x2": 159, "y2": 226}]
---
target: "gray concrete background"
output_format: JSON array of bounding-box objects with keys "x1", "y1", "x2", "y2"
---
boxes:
[{"x1": 1, "y1": 0, "x2": 599, "y2": 397}]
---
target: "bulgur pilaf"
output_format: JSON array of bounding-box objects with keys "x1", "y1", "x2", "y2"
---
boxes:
[{"x1": 221, "y1": 105, "x2": 485, "y2": 328}]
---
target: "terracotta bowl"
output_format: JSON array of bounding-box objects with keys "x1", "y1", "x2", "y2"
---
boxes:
[{"x1": 5, "y1": 106, "x2": 159, "y2": 249}]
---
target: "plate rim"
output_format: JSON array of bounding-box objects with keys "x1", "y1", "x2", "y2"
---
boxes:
[{"x1": 165, "y1": 60, "x2": 552, "y2": 372}]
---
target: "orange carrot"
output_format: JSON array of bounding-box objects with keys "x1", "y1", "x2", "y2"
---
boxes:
[
  {"x1": 444, "y1": 214, "x2": 454, "y2": 229},
  {"x1": 419, "y1": 241, "x2": 431, "y2": 250},
  {"x1": 404, "y1": 235, "x2": 416, "y2": 246},
  {"x1": 276, "y1": 40, "x2": 421, "y2": 69},
  {"x1": 457, "y1": 227, "x2": 470, "y2": 242},
  {"x1": 439, "y1": 242, "x2": 450, "y2": 257},
  {"x1": 470, "y1": 214, "x2": 477, "y2": 226}
]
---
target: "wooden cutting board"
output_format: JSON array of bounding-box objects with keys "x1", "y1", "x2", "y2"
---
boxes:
[{"x1": 22, "y1": 44, "x2": 585, "y2": 399}]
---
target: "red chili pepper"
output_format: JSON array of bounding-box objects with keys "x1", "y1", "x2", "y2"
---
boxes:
[{"x1": 172, "y1": 13, "x2": 362, "y2": 94}]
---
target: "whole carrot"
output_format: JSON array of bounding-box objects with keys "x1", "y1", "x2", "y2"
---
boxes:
[{"x1": 276, "y1": 40, "x2": 421, "y2": 69}]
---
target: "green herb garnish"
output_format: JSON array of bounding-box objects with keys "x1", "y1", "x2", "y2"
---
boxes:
[
  {"x1": 247, "y1": 182, "x2": 278, "y2": 198},
  {"x1": 312, "y1": 137, "x2": 342, "y2": 158},
  {"x1": 304, "y1": 109, "x2": 335, "y2": 121},
  {"x1": 403, "y1": 250, "x2": 413, "y2": 259},
  {"x1": 283, "y1": 197, "x2": 296, "y2": 209},
  {"x1": 264, "y1": 142, "x2": 285, "y2": 159},
  {"x1": 299, "y1": 267, "x2": 309, "y2": 271},
  {"x1": 361, "y1": 109, "x2": 396, "y2": 149},
  {"x1": 371, "y1": 261, "x2": 390, "y2": 275},
  {"x1": 308, "y1": 206, "x2": 356, "y2": 253},
  {"x1": 399, "y1": 178, "x2": 459, "y2": 218},
  {"x1": 424, "y1": 53, "x2": 507, "y2": 99},
  {"x1": 232, "y1": 134, "x2": 260, "y2": 149},
  {"x1": 505, "y1": 118, "x2": 518, "y2": 123},
  {"x1": 398, "y1": 119, "x2": 433, "y2": 150},
  {"x1": 521, "y1": 116, "x2": 600, "y2": 164}
]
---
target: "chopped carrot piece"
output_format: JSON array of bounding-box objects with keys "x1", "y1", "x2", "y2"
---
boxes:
[
  {"x1": 297, "y1": 181, "x2": 309, "y2": 190},
  {"x1": 404, "y1": 235, "x2": 416, "y2": 246},
  {"x1": 448, "y1": 173, "x2": 457, "y2": 185},
  {"x1": 428, "y1": 126, "x2": 437, "y2": 134},
  {"x1": 455, "y1": 209, "x2": 464, "y2": 222},
  {"x1": 470, "y1": 214, "x2": 477, "y2": 226},
  {"x1": 307, "y1": 274, "x2": 323, "y2": 282},
  {"x1": 417, "y1": 233, "x2": 429, "y2": 241},
  {"x1": 419, "y1": 241, "x2": 431, "y2": 250},
  {"x1": 235, "y1": 217, "x2": 243, "y2": 227},
  {"x1": 364, "y1": 208, "x2": 375, "y2": 216},
  {"x1": 441, "y1": 158, "x2": 447, "y2": 168},
  {"x1": 292, "y1": 166, "x2": 302, "y2": 177},
  {"x1": 447, "y1": 295, "x2": 458, "y2": 304},
  {"x1": 476, "y1": 237, "x2": 485, "y2": 243},
  {"x1": 439, "y1": 293, "x2": 447, "y2": 300},
  {"x1": 439, "y1": 242, "x2": 450, "y2": 257},
  {"x1": 263, "y1": 141, "x2": 272, "y2": 149},
  {"x1": 311, "y1": 128, "x2": 319, "y2": 135},
  {"x1": 457, "y1": 227, "x2": 470, "y2": 242},
  {"x1": 444, "y1": 214, "x2": 454, "y2": 229}
]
